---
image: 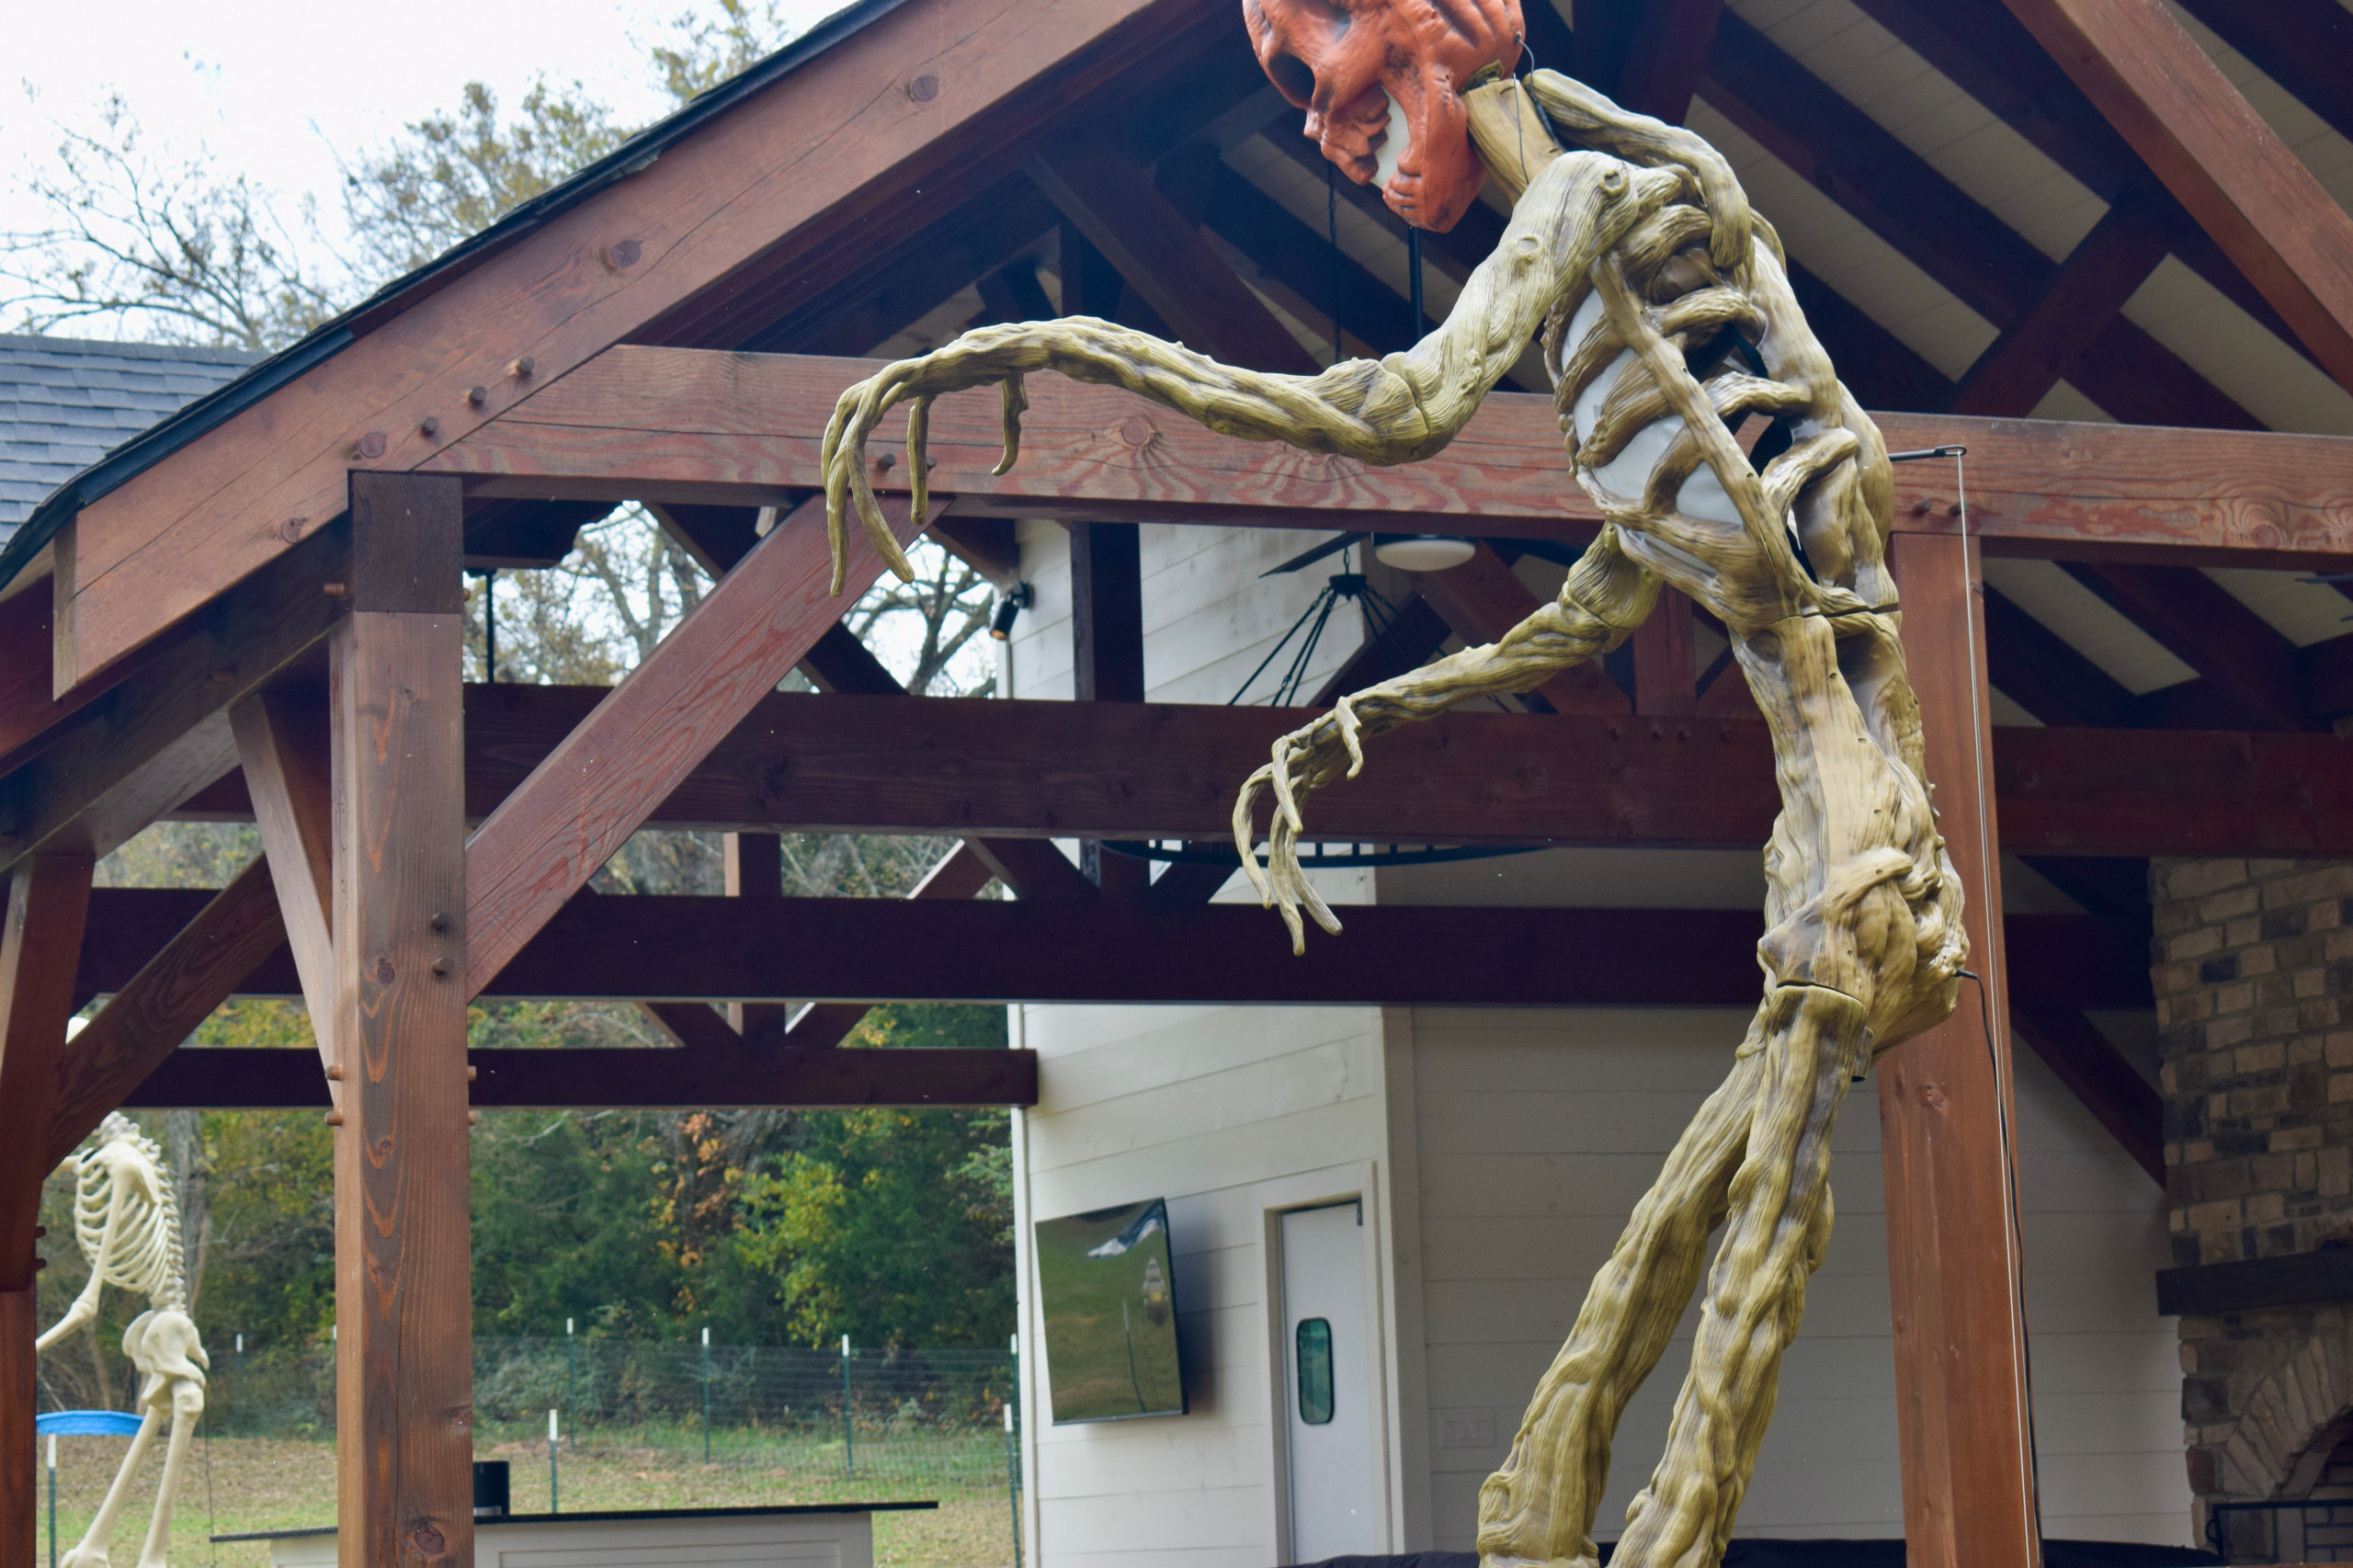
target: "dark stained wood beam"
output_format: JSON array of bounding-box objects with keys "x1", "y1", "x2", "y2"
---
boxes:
[
  {"x1": 0, "y1": 847, "x2": 92, "y2": 1568},
  {"x1": 1613, "y1": 0, "x2": 1728, "y2": 123},
  {"x1": 927, "y1": 517, "x2": 1023, "y2": 589},
  {"x1": 329, "y1": 472, "x2": 473, "y2": 1565},
  {"x1": 1631, "y1": 589, "x2": 1699, "y2": 715},
  {"x1": 230, "y1": 690, "x2": 336, "y2": 1076},
  {"x1": 439, "y1": 346, "x2": 2353, "y2": 567},
  {"x1": 2157, "y1": 1247, "x2": 2353, "y2": 1316},
  {"x1": 460, "y1": 492, "x2": 933, "y2": 998},
  {"x1": 55, "y1": 0, "x2": 1238, "y2": 692},
  {"x1": 162, "y1": 686, "x2": 2353, "y2": 858},
  {"x1": 121, "y1": 1044, "x2": 1040, "y2": 1111},
  {"x1": 1851, "y1": 0, "x2": 2321, "y2": 371},
  {"x1": 1201, "y1": 163, "x2": 1415, "y2": 358},
  {"x1": 783, "y1": 841, "x2": 1003, "y2": 1048},
  {"x1": 2173, "y1": 0, "x2": 2353, "y2": 147},
  {"x1": 1072, "y1": 520, "x2": 1151, "y2": 896},
  {"x1": 723, "y1": 831, "x2": 788, "y2": 1042},
  {"x1": 1032, "y1": 146, "x2": 1322, "y2": 374},
  {"x1": 1948, "y1": 197, "x2": 2176, "y2": 416},
  {"x1": 0, "y1": 520, "x2": 349, "y2": 878},
  {"x1": 1981, "y1": 585, "x2": 2136, "y2": 728},
  {"x1": 1999, "y1": 0, "x2": 2353, "y2": 393},
  {"x1": 50, "y1": 861, "x2": 289, "y2": 1164},
  {"x1": 76, "y1": 889, "x2": 2150, "y2": 1013},
  {"x1": 2307, "y1": 633, "x2": 2353, "y2": 721},
  {"x1": 1699, "y1": 11, "x2": 2260, "y2": 431},
  {"x1": 2062, "y1": 562, "x2": 2313, "y2": 731},
  {"x1": 1785, "y1": 262, "x2": 1954, "y2": 413},
  {"x1": 1412, "y1": 546, "x2": 1629, "y2": 714},
  {"x1": 2012, "y1": 1007, "x2": 2164, "y2": 1185}
]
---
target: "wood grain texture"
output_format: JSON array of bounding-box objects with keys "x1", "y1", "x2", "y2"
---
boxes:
[
  {"x1": 1630, "y1": 587, "x2": 1698, "y2": 716},
  {"x1": 0, "y1": 521, "x2": 348, "y2": 876},
  {"x1": 55, "y1": 0, "x2": 1228, "y2": 692},
  {"x1": 1413, "y1": 544, "x2": 1631, "y2": 716},
  {"x1": 1946, "y1": 196, "x2": 2175, "y2": 417},
  {"x1": 2000, "y1": 0, "x2": 2353, "y2": 392},
  {"x1": 47, "y1": 859, "x2": 288, "y2": 1170},
  {"x1": 1699, "y1": 8, "x2": 2256, "y2": 433},
  {"x1": 724, "y1": 832, "x2": 786, "y2": 1041},
  {"x1": 1878, "y1": 531, "x2": 2040, "y2": 1568},
  {"x1": 172, "y1": 685, "x2": 2353, "y2": 856},
  {"x1": 331, "y1": 602, "x2": 472, "y2": 1568},
  {"x1": 0, "y1": 851, "x2": 95, "y2": 1286},
  {"x1": 231, "y1": 691, "x2": 337, "y2": 1073},
  {"x1": 73, "y1": 887, "x2": 2149, "y2": 1012},
  {"x1": 1071, "y1": 520, "x2": 1151, "y2": 898},
  {"x1": 1032, "y1": 146, "x2": 1323, "y2": 374},
  {"x1": 1, "y1": 858, "x2": 86, "y2": 1568},
  {"x1": 436, "y1": 346, "x2": 2353, "y2": 565},
  {"x1": 783, "y1": 841, "x2": 1005, "y2": 1048},
  {"x1": 0, "y1": 1287, "x2": 30, "y2": 1568},
  {"x1": 460, "y1": 493, "x2": 930, "y2": 997},
  {"x1": 119, "y1": 1045, "x2": 1040, "y2": 1110}
]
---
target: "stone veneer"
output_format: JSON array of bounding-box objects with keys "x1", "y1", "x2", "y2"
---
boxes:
[{"x1": 2154, "y1": 857, "x2": 2353, "y2": 1543}]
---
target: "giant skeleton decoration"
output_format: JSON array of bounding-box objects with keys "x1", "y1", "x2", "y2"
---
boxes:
[
  {"x1": 819, "y1": 1, "x2": 1966, "y2": 1561},
  {"x1": 38, "y1": 1112, "x2": 210, "y2": 1568}
]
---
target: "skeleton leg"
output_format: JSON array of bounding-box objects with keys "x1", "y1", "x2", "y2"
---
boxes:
[
  {"x1": 1475, "y1": 1026, "x2": 1766, "y2": 1568},
  {"x1": 133, "y1": 1375, "x2": 204, "y2": 1568},
  {"x1": 62, "y1": 1408, "x2": 162, "y2": 1568}
]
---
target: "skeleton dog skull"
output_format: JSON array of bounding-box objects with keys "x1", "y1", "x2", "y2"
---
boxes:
[{"x1": 1242, "y1": 0, "x2": 1526, "y2": 233}]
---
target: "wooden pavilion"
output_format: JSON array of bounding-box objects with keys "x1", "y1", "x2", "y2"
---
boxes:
[{"x1": 5, "y1": 0, "x2": 2353, "y2": 1562}]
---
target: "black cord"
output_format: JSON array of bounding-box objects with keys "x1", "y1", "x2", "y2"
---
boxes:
[
  {"x1": 1956, "y1": 966, "x2": 2049, "y2": 1545},
  {"x1": 1408, "y1": 228, "x2": 1425, "y2": 337}
]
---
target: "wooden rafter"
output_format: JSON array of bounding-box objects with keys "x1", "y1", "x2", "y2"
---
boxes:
[
  {"x1": 230, "y1": 690, "x2": 336, "y2": 1074},
  {"x1": 1947, "y1": 196, "x2": 2176, "y2": 416},
  {"x1": 1699, "y1": 11, "x2": 2258, "y2": 432},
  {"x1": 123, "y1": 1044, "x2": 1040, "y2": 1111},
  {"x1": 2062, "y1": 562, "x2": 2313, "y2": 731},
  {"x1": 1851, "y1": 0, "x2": 2319, "y2": 369},
  {"x1": 51, "y1": 0, "x2": 1233, "y2": 692},
  {"x1": 460, "y1": 492, "x2": 934, "y2": 997},
  {"x1": 77, "y1": 890, "x2": 2149, "y2": 1013},
  {"x1": 2000, "y1": 0, "x2": 2353, "y2": 393},
  {"x1": 2012, "y1": 1008, "x2": 2164, "y2": 1184},
  {"x1": 2173, "y1": 0, "x2": 2353, "y2": 147},
  {"x1": 436, "y1": 347, "x2": 2353, "y2": 566},
  {"x1": 1032, "y1": 147, "x2": 1322, "y2": 374},
  {"x1": 161, "y1": 687, "x2": 2353, "y2": 858}
]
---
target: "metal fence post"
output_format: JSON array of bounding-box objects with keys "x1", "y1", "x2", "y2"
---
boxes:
[
  {"x1": 1009, "y1": 1332, "x2": 1023, "y2": 1568},
  {"x1": 700, "y1": 1326, "x2": 713, "y2": 1464},
  {"x1": 548, "y1": 1408, "x2": 560, "y2": 1513},
  {"x1": 564, "y1": 1317, "x2": 575, "y2": 1454},
  {"x1": 840, "y1": 1335, "x2": 855, "y2": 1477},
  {"x1": 48, "y1": 1433, "x2": 57, "y2": 1568}
]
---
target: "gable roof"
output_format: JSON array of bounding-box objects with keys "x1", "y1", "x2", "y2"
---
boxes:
[
  {"x1": 0, "y1": 0, "x2": 903, "y2": 589},
  {"x1": 0, "y1": 335, "x2": 260, "y2": 544}
]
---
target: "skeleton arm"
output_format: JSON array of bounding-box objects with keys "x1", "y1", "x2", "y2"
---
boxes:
[
  {"x1": 35, "y1": 1156, "x2": 110, "y2": 1353},
  {"x1": 818, "y1": 147, "x2": 1688, "y2": 592}
]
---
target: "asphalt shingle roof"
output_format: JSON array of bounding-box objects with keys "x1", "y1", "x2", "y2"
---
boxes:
[{"x1": 0, "y1": 334, "x2": 262, "y2": 545}]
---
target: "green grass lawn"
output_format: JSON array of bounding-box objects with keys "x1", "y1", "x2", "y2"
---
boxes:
[{"x1": 40, "y1": 1427, "x2": 1017, "y2": 1568}]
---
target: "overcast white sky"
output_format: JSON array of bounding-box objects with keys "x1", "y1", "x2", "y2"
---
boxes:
[{"x1": 2, "y1": 0, "x2": 847, "y2": 250}]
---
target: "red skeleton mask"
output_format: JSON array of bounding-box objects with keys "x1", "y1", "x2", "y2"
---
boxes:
[{"x1": 1243, "y1": 0, "x2": 1526, "y2": 233}]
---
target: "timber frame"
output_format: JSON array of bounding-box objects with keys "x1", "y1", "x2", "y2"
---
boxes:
[{"x1": 5, "y1": 0, "x2": 2353, "y2": 1562}]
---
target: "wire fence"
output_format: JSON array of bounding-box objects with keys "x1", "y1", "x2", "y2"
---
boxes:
[{"x1": 45, "y1": 1335, "x2": 1023, "y2": 1568}]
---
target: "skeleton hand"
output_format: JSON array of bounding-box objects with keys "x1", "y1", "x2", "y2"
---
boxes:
[{"x1": 1231, "y1": 702, "x2": 1371, "y2": 954}]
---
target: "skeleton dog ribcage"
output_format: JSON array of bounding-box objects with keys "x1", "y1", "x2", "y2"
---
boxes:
[{"x1": 820, "y1": 66, "x2": 1964, "y2": 1568}]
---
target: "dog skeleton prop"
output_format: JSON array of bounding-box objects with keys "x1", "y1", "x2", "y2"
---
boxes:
[
  {"x1": 38, "y1": 1113, "x2": 210, "y2": 1568},
  {"x1": 820, "y1": 45, "x2": 1964, "y2": 1568}
]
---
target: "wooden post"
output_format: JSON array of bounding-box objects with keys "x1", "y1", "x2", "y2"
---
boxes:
[
  {"x1": 1071, "y1": 522, "x2": 1148, "y2": 899},
  {"x1": 725, "y1": 833, "x2": 786, "y2": 1042},
  {"x1": 0, "y1": 849, "x2": 94, "y2": 1568},
  {"x1": 334, "y1": 472, "x2": 472, "y2": 1567},
  {"x1": 1880, "y1": 530, "x2": 2041, "y2": 1568}
]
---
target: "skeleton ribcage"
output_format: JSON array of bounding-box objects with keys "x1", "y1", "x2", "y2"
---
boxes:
[{"x1": 1544, "y1": 201, "x2": 1893, "y2": 629}]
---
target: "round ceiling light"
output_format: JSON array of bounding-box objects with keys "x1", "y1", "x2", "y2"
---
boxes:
[{"x1": 1371, "y1": 534, "x2": 1477, "y2": 572}]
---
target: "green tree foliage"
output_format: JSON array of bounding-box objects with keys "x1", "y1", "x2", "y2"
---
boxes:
[{"x1": 22, "y1": 0, "x2": 1024, "y2": 1375}]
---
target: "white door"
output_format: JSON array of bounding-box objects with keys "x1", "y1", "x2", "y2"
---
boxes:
[{"x1": 1280, "y1": 1200, "x2": 1381, "y2": 1562}]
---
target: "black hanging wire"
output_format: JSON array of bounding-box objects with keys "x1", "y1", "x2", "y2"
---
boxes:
[
  {"x1": 1407, "y1": 227, "x2": 1426, "y2": 337},
  {"x1": 1326, "y1": 160, "x2": 1342, "y2": 368}
]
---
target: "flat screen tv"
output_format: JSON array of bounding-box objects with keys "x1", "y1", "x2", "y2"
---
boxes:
[{"x1": 1033, "y1": 1199, "x2": 1188, "y2": 1422}]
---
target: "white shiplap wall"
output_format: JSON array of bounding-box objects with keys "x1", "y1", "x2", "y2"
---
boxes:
[{"x1": 1400, "y1": 1005, "x2": 2191, "y2": 1551}]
